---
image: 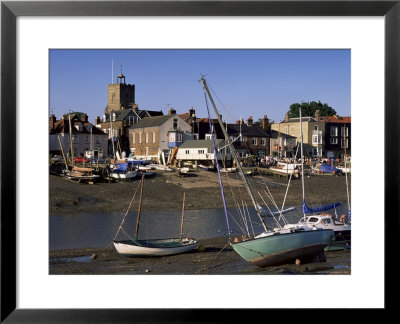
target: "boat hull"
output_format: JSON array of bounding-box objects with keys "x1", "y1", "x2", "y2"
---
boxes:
[
  {"x1": 113, "y1": 238, "x2": 198, "y2": 257},
  {"x1": 232, "y1": 229, "x2": 334, "y2": 268},
  {"x1": 110, "y1": 171, "x2": 137, "y2": 179}
]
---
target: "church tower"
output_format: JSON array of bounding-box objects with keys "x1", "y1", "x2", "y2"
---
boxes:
[{"x1": 105, "y1": 67, "x2": 135, "y2": 114}]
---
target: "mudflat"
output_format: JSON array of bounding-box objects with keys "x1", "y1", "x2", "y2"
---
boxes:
[
  {"x1": 49, "y1": 168, "x2": 350, "y2": 216},
  {"x1": 49, "y1": 169, "x2": 351, "y2": 275}
]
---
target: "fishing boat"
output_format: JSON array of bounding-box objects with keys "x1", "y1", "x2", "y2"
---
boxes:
[
  {"x1": 201, "y1": 76, "x2": 334, "y2": 267},
  {"x1": 113, "y1": 176, "x2": 198, "y2": 257},
  {"x1": 109, "y1": 162, "x2": 137, "y2": 180},
  {"x1": 269, "y1": 162, "x2": 300, "y2": 177}
]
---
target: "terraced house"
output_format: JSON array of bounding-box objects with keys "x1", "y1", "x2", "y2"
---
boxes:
[{"x1": 129, "y1": 109, "x2": 192, "y2": 161}]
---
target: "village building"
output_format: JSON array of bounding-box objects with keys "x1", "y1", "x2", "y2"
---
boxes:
[
  {"x1": 95, "y1": 72, "x2": 163, "y2": 156},
  {"x1": 226, "y1": 116, "x2": 270, "y2": 158},
  {"x1": 49, "y1": 112, "x2": 108, "y2": 159},
  {"x1": 128, "y1": 109, "x2": 192, "y2": 162},
  {"x1": 271, "y1": 110, "x2": 351, "y2": 159},
  {"x1": 175, "y1": 139, "x2": 232, "y2": 168},
  {"x1": 271, "y1": 110, "x2": 326, "y2": 158},
  {"x1": 268, "y1": 130, "x2": 298, "y2": 158},
  {"x1": 322, "y1": 115, "x2": 351, "y2": 159},
  {"x1": 179, "y1": 108, "x2": 270, "y2": 158}
]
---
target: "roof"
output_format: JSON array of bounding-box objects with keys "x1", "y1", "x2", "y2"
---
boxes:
[
  {"x1": 279, "y1": 116, "x2": 317, "y2": 123},
  {"x1": 268, "y1": 130, "x2": 297, "y2": 139},
  {"x1": 50, "y1": 116, "x2": 106, "y2": 135},
  {"x1": 102, "y1": 108, "x2": 164, "y2": 122},
  {"x1": 322, "y1": 116, "x2": 351, "y2": 123},
  {"x1": 178, "y1": 139, "x2": 225, "y2": 149},
  {"x1": 130, "y1": 114, "x2": 175, "y2": 129},
  {"x1": 227, "y1": 124, "x2": 268, "y2": 137}
]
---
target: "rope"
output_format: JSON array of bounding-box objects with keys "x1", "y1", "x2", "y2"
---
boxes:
[{"x1": 113, "y1": 180, "x2": 141, "y2": 240}]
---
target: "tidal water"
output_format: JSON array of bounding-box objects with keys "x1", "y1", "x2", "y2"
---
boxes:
[{"x1": 50, "y1": 204, "x2": 350, "y2": 251}]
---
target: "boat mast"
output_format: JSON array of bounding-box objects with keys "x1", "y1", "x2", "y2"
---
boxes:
[
  {"x1": 135, "y1": 174, "x2": 145, "y2": 239},
  {"x1": 299, "y1": 107, "x2": 306, "y2": 219},
  {"x1": 200, "y1": 77, "x2": 267, "y2": 231},
  {"x1": 343, "y1": 125, "x2": 351, "y2": 214},
  {"x1": 180, "y1": 192, "x2": 186, "y2": 241},
  {"x1": 68, "y1": 114, "x2": 74, "y2": 167}
]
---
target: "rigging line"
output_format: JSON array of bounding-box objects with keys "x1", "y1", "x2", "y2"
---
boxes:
[
  {"x1": 203, "y1": 87, "x2": 232, "y2": 240},
  {"x1": 263, "y1": 187, "x2": 288, "y2": 226},
  {"x1": 281, "y1": 143, "x2": 300, "y2": 214},
  {"x1": 113, "y1": 180, "x2": 142, "y2": 240},
  {"x1": 257, "y1": 191, "x2": 281, "y2": 229}
]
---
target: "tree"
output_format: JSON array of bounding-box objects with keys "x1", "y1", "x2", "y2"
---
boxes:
[{"x1": 288, "y1": 101, "x2": 336, "y2": 118}]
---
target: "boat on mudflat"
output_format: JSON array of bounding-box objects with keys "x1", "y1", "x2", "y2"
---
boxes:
[{"x1": 200, "y1": 76, "x2": 334, "y2": 268}]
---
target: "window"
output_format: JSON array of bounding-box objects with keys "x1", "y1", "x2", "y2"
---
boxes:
[
  {"x1": 173, "y1": 118, "x2": 178, "y2": 129},
  {"x1": 176, "y1": 133, "x2": 182, "y2": 142},
  {"x1": 68, "y1": 135, "x2": 79, "y2": 144},
  {"x1": 241, "y1": 136, "x2": 247, "y2": 142},
  {"x1": 145, "y1": 132, "x2": 149, "y2": 143},
  {"x1": 261, "y1": 138, "x2": 265, "y2": 146},
  {"x1": 185, "y1": 150, "x2": 190, "y2": 154},
  {"x1": 341, "y1": 127, "x2": 349, "y2": 137},
  {"x1": 85, "y1": 135, "x2": 90, "y2": 143},
  {"x1": 152, "y1": 132, "x2": 156, "y2": 143},
  {"x1": 314, "y1": 125, "x2": 319, "y2": 131},
  {"x1": 205, "y1": 134, "x2": 212, "y2": 140},
  {"x1": 95, "y1": 135, "x2": 100, "y2": 144},
  {"x1": 312, "y1": 134, "x2": 322, "y2": 144},
  {"x1": 291, "y1": 126, "x2": 295, "y2": 135},
  {"x1": 252, "y1": 138, "x2": 257, "y2": 145},
  {"x1": 128, "y1": 116, "x2": 134, "y2": 125},
  {"x1": 132, "y1": 133, "x2": 135, "y2": 144},
  {"x1": 198, "y1": 150, "x2": 205, "y2": 154},
  {"x1": 103, "y1": 114, "x2": 106, "y2": 122},
  {"x1": 112, "y1": 113, "x2": 116, "y2": 122},
  {"x1": 139, "y1": 133, "x2": 142, "y2": 144},
  {"x1": 341, "y1": 138, "x2": 348, "y2": 148},
  {"x1": 330, "y1": 138, "x2": 338, "y2": 144},
  {"x1": 284, "y1": 127, "x2": 288, "y2": 133},
  {"x1": 330, "y1": 126, "x2": 338, "y2": 136}
]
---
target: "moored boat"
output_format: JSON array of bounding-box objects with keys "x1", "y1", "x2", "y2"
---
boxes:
[{"x1": 200, "y1": 76, "x2": 334, "y2": 267}]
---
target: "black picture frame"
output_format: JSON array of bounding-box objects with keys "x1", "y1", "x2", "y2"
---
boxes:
[{"x1": 1, "y1": 0, "x2": 398, "y2": 322}]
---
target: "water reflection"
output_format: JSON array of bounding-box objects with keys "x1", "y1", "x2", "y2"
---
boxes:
[{"x1": 50, "y1": 204, "x2": 349, "y2": 251}]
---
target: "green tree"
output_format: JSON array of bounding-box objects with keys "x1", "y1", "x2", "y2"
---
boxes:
[{"x1": 289, "y1": 101, "x2": 336, "y2": 118}]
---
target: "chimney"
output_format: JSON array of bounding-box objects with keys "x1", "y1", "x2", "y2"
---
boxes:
[
  {"x1": 81, "y1": 113, "x2": 88, "y2": 122},
  {"x1": 189, "y1": 107, "x2": 196, "y2": 117},
  {"x1": 284, "y1": 112, "x2": 290, "y2": 122},
  {"x1": 95, "y1": 116, "x2": 100, "y2": 125},
  {"x1": 168, "y1": 107, "x2": 176, "y2": 115},
  {"x1": 236, "y1": 120, "x2": 241, "y2": 125},
  {"x1": 314, "y1": 109, "x2": 321, "y2": 121},
  {"x1": 262, "y1": 115, "x2": 269, "y2": 131},
  {"x1": 49, "y1": 114, "x2": 57, "y2": 130},
  {"x1": 132, "y1": 104, "x2": 139, "y2": 111},
  {"x1": 247, "y1": 116, "x2": 253, "y2": 126}
]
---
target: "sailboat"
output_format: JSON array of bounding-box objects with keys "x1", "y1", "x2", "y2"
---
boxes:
[
  {"x1": 59, "y1": 114, "x2": 100, "y2": 183},
  {"x1": 113, "y1": 175, "x2": 198, "y2": 257},
  {"x1": 200, "y1": 76, "x2": 334, "y2": 267},
  {"x1": 107, "y1": 114, "x2": 137, "y2": 180},
  {"x1": 282, "y1": 118, "x2": 351, "y2": 251}
]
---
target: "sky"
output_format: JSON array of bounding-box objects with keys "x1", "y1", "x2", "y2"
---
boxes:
[{"x1": 49, "y1": 49, "x2": 350, "y2": 124}]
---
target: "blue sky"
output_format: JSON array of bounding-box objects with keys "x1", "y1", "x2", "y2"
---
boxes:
[{"x1": 49, "y1": 49, "x2": 350, "y2": 124}]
